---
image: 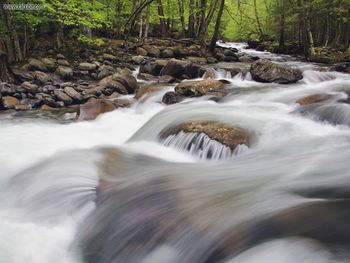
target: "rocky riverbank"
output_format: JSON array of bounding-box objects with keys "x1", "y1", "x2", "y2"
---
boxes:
[{"x1": 0, "y1": 38, "x2": 348, "y2": 121}]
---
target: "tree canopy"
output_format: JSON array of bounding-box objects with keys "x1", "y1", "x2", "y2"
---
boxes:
[{"x1": 0, "y1": 0, "x2": 349, "y2": 62}]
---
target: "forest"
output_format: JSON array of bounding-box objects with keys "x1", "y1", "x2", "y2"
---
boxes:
[{"x1": 1, "y1": 0, "x2": 350, "y2": 65}]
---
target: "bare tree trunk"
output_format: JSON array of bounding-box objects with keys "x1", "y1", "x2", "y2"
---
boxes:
[
  {"x1": 198, "y1": 0, "x2": 218, "y2": 50},
  {"x1": 56, "y1": 22, "x2": 64, "y2": 49},
  {"x1": 115, "y1": 0, "x2": 123, "y2": 38},
  {"x1": 299, "y1": 0, "x2": 315, "y2": 59},
  {"x1": 209, "y1": 0, "x2": 225, "y2": 52},
  {"x1": 188, "y1": 0, "x2": 195, "y2": 37},
  {"x1": 0, "y1": 6, "x2": 22, "y2": 62},
  {"x1": 144, "y1": 3, "x2": 150, "y2": 39},
  {"x1": 278, "y1": 0, "x2": 285, "y2": 52},
  {"x1": 0, "y1": 42, "x2": 14, "y2": 83},
  {"x1": 253, "y1": 0, "x2": 263, "y2": 36},
  {"x1": 178, "y1": 0, "x2": 185, "y2": 36},
  {"x1": 157, "y1": 0, "x2": 167, "y2": 36}
]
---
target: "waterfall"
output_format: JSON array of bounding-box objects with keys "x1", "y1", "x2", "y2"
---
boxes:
[{"x1": 161, "y1": 131, "x2": 247, "y2": 160}]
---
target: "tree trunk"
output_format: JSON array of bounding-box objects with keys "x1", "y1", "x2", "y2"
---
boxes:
[
  {"x1": 56, "y1": 22, "x2": 65, "y2": 49},
  {"x1": 115, "y1": 0, "x2": 123, "y2": 38},
  {"x1": 209, "y1": 0, "x2": 225, "y2": 52},
  {"x1": 0, "y1": 6, "x2": 22, "y2": 62},
  {"x1": 198, "y1": 0, "x2": 218, "y2": 50},
  {"x1": 157, "y1": 0, "x2": 167, "y2": 36},
  {"x1": 253, "y1": 0, "x2": 263, "y2": 36},
  {"x1": 178, "y1": 0, "x2": 185, "y2": 36},
  {"x1": 0, "y1": 42, "x2": 14, "y2": 83},
  {"x1": 299, "y1": 0, "x2": 315, "y2": 59},
  {"x1": 144, "y1": 3, "x2": 150, "y2": 39},
  {"x1": 278, "y1": 0, "x2": 285, "y2": 52},
  {"x1": 188, "y1": 0, "x2": 195, "y2": 37}
]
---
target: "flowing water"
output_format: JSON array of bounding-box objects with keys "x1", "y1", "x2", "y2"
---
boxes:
[{"x1": 1, "y1": 43, "x2": 350, "y2": 263}]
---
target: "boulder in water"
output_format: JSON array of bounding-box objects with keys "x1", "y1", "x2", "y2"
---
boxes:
[
  {"x1": 174, "y1": 79, "x2": 228, "y2": 97},
  {"x1": 160, "y1": 121, "x2": 250, "y2": 151},
  {"x1": 77, "y1": 98, "x2": 116, "y2": 121},
  {"x1": 162, "y1": 91, "x2": 185, "y2": 105},
  {"x1": 296, "y1": 94, "x2": 334, "y2": 105},
  {"x1": 160, "y1": 59, "x2": 203, "y2": 79},
  {"x1": 134, "y1": 84, "x2": 164, "y2": 100},
  {"x1": 250, "y1": 59, "x2": 303, "y2": 84}
]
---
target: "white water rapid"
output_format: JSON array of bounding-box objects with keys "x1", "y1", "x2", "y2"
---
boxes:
[{"x1": 1, "y1": 42, "x2": 350, "y2": 263}]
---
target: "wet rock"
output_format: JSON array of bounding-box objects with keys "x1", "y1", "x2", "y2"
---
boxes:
[
  {"x1": 33, "y1": 71, "x2": 50, "y2": 85},
  {"x1": 56, "y1": 66, "x2": 73, "y2": 80},
  {"x1": 162, "y1": 91, "x2": 185, "y2": 105},
  {"x1": 140, "y1": 60, "x2": 167, "y2": 76},
  {"x1": 103, "y1": 53, "x2": 117, "y2": 61},
  {"x1": 57, "y1": 59, "x2": 70, "y2": 67},
  {"x1": 203, "y1": 68, "x2": 217, "y2": 79},
  {"x1": 1, "y1": 96, "x2": 19, "y2": 109},
  {"x1": 64, "y1": 86, "x2": 83, "y2": 102},
  {"x1": 14, "y1": 104, "x2": 31, "y2": 110},
  {"x1": 113, "y1": 98, "x2": 131, "y2": 108},
  {"x1": 40, "y1": 58, "x2": 56, "y2": 72},
  {"x1": 250, "y1": 59, "x2": 303, "y2": 84},
  {"x1": 56, "y1": 54, "x2": 65, "y2": 59},
  {"x1": 207, "y1": 57, "x2": 218, "y2": 64},
  {"x1": 186, "y1": 56, "x2": 207, "y2": 65},
  {"x1": 161, "y1": 48, "x2": 174, "y2": 58},
  {"x1": 135, "y1": 84, "x2": 164, "y2": 100},
  {"x1": 99, "y1": 76, "x2": 128, "y2": 95},
  {"x1": 41, "y1": 104, "x2": 60, "y2": 111},
  {"x1": 161, "y1": 59, "x2": 203, "y2": 79},
  {"x1": 175, "y1": 79, "x2": 228, "y2": 97},
  {"x1": 296, "y1": 94, "x2": 334, "y2": 105},
  {"x1": 28, "y1": 58, "x2": 48, "y2": 72},
  {"x1": 160, "y1": 121, "x2": 249, "y2": 150},
  {"x1": 239, "y1": 55, "x2": 254, "y2": 63},
  {"x1": 97, "y1": 68, "x2": 113, "y2": 80},
  {"x1": 136, "y1": 47, "x2": 148, "y2": 56},
  {"x1": 143, "y1": 45, "x2": 160, "y2": 57},
  {"x1": 21, "y1": 81, "x2": 39, "y2": 94},
  {"x1": 77, "y1": 98, "x2": 116, "y2": 121},
  {"x1": 54, "y1": 89, "x2": 73, "y2": 105},
  {"x1": 112, "y1": 70, "x2": 139, "y2": 94},
  {"x1": 131, "y1": 55, "x2": 146, "y2": 65},
  {"x1": 173, "y1": 46, "x2": 189, "y2": 58},
  {"x1": 78, "y1": 62, "x2": 97, "y2": 71},
  {"x1": 137, "y1": 73, "x2": 176, "y2": 83}
]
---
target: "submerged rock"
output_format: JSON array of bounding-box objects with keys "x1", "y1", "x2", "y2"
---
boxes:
[
  {"x1": 175, "y1": 79, "x2": 228, "y2": 97},
  {"x1": 296, "y1": 94, "x2": 334, "y2": 105},
  {"x1": 250, "y1": 59, "x2": 303, "y2": 84},
  {"x1": 77, "y1": 98, "x2": 116, "y2": 121}
]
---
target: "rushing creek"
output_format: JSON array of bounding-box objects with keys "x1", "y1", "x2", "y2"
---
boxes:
[{"x1": 1, "y1": 43, "x2": 350, "y2": 263}]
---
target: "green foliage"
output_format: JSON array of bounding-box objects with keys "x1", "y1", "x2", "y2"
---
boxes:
[{"x1": 77, "y1": 34, "x2": 105, "y2": 47}]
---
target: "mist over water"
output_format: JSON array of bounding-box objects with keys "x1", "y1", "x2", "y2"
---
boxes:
[{"x1": 1, "y1": 42, "x2": 350, "y2": 262}]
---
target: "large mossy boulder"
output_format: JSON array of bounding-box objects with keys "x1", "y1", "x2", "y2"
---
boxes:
[
  {"x1": 160, "y1": 121, "x2": 250, "y2": 151},
  {"x1": 250, "y1": 59, "x2": 303, "y2": 84}
]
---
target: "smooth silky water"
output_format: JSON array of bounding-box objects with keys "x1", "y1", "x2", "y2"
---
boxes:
[{"x1": 1, "y1": 43, "x2": 350, "y2": 263}]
